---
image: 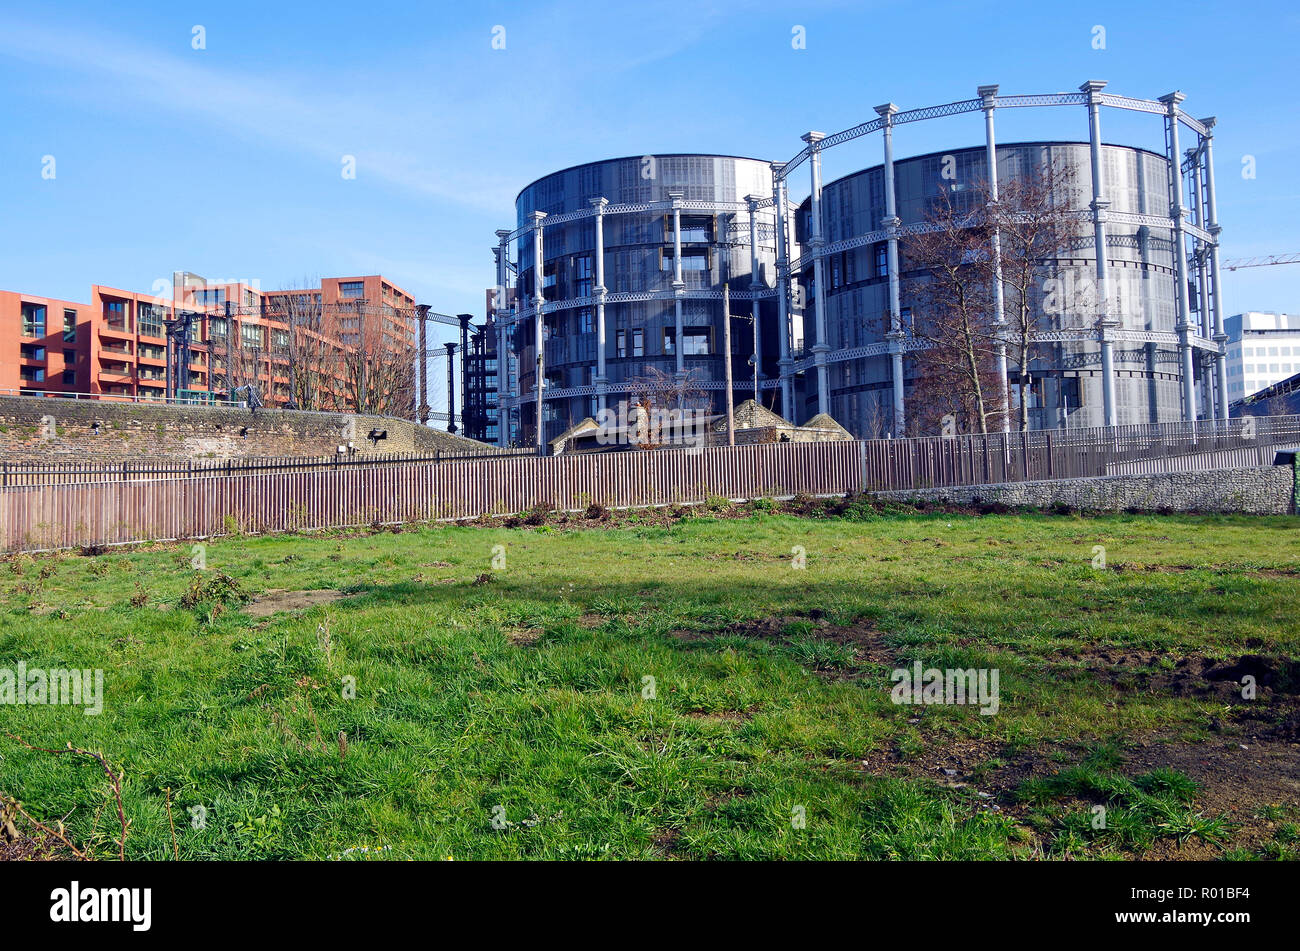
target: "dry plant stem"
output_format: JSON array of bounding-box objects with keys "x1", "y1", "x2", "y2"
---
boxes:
[{"x1": 5, "y1": 732, "x2": 128, "y2": 861}]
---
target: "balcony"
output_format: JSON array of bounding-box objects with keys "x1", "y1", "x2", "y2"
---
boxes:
[{"x1": 98, "y1": 320, "x2": 133, "y2": 340}]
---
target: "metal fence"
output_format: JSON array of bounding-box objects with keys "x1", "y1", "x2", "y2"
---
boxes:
[
  {"x1": 1, "y1": 416, "x2": 1296, "y2": 552},
  {"x1": 0, "y1": 448, "x2": 535, "y2": 486}
]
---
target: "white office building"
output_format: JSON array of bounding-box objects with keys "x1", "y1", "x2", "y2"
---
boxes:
[{"x1": 1224, "y1": 312, "x2": 1300, "y2": 400}]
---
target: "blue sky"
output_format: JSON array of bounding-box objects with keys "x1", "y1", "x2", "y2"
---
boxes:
[{"x1": 2, "y1": 0, "x2": 1298, "y2": 358}]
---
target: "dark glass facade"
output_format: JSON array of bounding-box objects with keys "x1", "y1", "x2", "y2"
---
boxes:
[{"x1": 509, "y1": 155, "x2": 779, "y2": 445}]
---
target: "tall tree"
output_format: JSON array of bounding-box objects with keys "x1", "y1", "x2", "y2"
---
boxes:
[
  {"x1": 266, "y1": 286, "x2": 340, "y2": 411},
  {"x1": 334, "y1": 300, "x2": 417, "y2": 416},
  {"x1": 986, "y1": 163, "x2": 1085, "y2": 431},
  {"x1": 902, "y1": 186, "x2": 1005, "y2": 435}
]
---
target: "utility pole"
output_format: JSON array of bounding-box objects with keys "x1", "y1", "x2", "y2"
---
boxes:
[{"x1": 723, "y1": 282, "x2": 735, "y2": 447}]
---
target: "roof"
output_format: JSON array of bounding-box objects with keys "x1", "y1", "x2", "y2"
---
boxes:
[
  {"x1": 549, "y1": 417, "x2": 600, "y2": 448},
  {"x1": 516, "y1": 154, "x2": 775, "y2": 202},
  {"x1": 713, "y1": 399, "x2": 792, "y2": 432},
  {"x1": 800, "y1": 412, "x2": 853, "y2": 437}
]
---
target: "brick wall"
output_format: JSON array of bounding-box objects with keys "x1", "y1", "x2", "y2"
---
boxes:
[{"x1": 0, "y1": 395, "x2": 489, "y2": 463}]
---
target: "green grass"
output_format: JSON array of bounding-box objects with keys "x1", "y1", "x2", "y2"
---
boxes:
[{"x1": 0, "y1": 507, "x2": 1297, "y2": 860}]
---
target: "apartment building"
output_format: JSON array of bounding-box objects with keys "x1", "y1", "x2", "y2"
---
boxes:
[{"x1": 1, "y1": 273, "x2": 417, "y2": 412}]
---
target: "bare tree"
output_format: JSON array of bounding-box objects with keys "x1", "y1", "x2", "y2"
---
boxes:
[
  {"x1": 902, "y1": 186, "x2": 1005, "y2": 435},
  {"x1": 334, "y1": 301, "x2": 417, "y2": 416},
  {"x1": 987, "y1": 163, "x2": 1084, "y2": 431},
  {"x1": 625, "y1": 366, "x2": 711, "y2": 449},
  {"x1": 267, "y1": 286, "x2": 340, "y2": 411}
]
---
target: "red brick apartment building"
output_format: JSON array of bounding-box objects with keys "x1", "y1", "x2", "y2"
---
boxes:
[{"x1": 0, "y1": 273, "x2": 417, "y2": 412}]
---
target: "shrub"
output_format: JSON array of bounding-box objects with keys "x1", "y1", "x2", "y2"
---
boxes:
[{"x1": 179, "y1": 571, "x2": 249, "y2": 610}]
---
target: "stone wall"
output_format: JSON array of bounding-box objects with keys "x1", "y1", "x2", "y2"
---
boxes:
[
  {"x1": 0, "y1": 395, "x2": 492, "y2": 463},
  {"x1": 871, "y1": 465, "x2": 1297, "y2": 516}
]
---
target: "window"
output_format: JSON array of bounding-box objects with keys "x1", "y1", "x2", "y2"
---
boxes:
[
  {"x1": 616, "y1": 330, "x2": 627, "y2": 358},
  {"x1": 20, "y1": 366, "x2": 45, "y2": 382},
  {"x1": 193, "y1": 288, "x2": 226, "y2": 306},
  {"x1": 21, "y1": 303, "x2": 47, "y2": 337},
  {"x1": 62, "y1": 369, "x2": 76, "y2": 385},
  {"x1": 632, "y1": 328, "x2": 644, "y2": 357},
  {"x1": 1059, "y1": 377, "x2": 1082, "y2": 408},
  {"x1": 662, "y1": 249, "x2": 709, "y2": 272},
  {"x1": 209, "y1": 317, "x2": 228, "y2": 338},
  {"x1": 63, "y1": 309, "x2": 77, "y2": 342},
  {"x1": 579, "y1": 309, "x2": 594, "y2": 334},
  {"x1": 875, "y1": 244, "x2": 888, "y2": 278},
  {"x1": 574, "y1": 257, "x2": 593, "y2": 298},
  {"x1": 241, "y1": 323, "x2": 264, "y2": 347},
  {"x1": 681, "y1": 329, "x2": 710, "y2": 355},
  {"x1": 138, "y1": 302, "x2": 167, "y2": 338},
  {"x1": 675, "y1": 216, "x2": 712, "y2": 243},
  {"x1": 663, "y1": 328, "x2": 675, "y2": 355},
  {"x1": 103, "y1": 300, "x2": 128, "y2": 330},
  {"x1": 339, "y1": 281, "x2": 364, "y2": 300},
  {"x1": 20, "y1": 344, "x2": 46, "y2": 361}
]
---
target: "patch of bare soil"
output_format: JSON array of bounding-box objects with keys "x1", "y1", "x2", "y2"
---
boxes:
[
  {"x1": 504, "y1": 627, "x2": 542, "y2": 646},
  {"x1": 851, "y1": 714, "x2": 1300, "y2": 859},
  {"x1": 243, "y1": 589, "x2": 348, "y2": 617},
  {"x1": 651, "y1": 828, "x2": 683, "y2": 857},
  {"x1": 1048, "y1": 648, "x2": 1300, "y2": 710},
  {"x1": 1127, "y1": 736, "x2": 1300, "y2": 858}
]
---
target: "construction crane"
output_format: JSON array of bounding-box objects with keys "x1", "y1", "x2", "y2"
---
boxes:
[{"x1": 1222, "y1": 253, "x2": 1300, "y2": 271}]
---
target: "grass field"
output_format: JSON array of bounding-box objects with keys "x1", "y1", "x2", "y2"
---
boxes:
[{"x1": 2, "y1": 498, "x2": 1298, "y2": 860}]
